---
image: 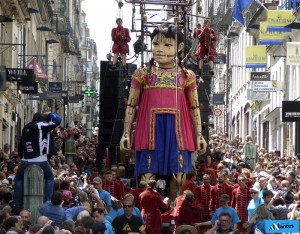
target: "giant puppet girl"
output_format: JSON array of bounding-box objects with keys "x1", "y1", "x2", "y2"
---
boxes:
[{"x1": 120, "y1": 24, "x2": 207, "y2": 177}]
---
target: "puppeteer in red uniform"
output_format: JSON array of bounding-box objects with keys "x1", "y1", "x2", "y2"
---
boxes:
[
  {"x1": 140, "y1": 180, "x2": 168, "y2": 234},
  {"x1": 194, "y1": 19, "x2": 218, "y2": 75},
  {"x1": 111, "y1": 18, "x2": 131, "y2": 67}
]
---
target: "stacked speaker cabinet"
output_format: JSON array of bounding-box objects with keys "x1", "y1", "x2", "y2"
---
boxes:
[
  {"x1": 98, "y1": 61, "x2": 137, "y2": 167},
  {"x1": 186, "y1": 63, "x2": 212, "y2": 142}
]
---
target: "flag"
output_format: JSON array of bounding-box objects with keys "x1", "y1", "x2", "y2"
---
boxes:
[{"x1": 233, "y1": 0, "x2": 253, "y2": 26}]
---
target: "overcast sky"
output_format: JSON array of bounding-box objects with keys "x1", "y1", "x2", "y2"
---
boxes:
[{"x1": 82, "y1": 0, "x2": 137, "y2": 61}]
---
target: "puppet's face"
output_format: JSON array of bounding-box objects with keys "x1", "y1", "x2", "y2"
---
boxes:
[{"x1": 152, "y1": 34, "x2": 176, "y2": 67}]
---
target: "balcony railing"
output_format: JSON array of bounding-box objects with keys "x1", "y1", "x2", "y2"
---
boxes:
[
  {"x1": 61, "y1": 33, "x2": 80, "y2": 56},
  {"x1": 245, "y1": 0, "x2": 279, "y2": 29},
  {"x1": 216, "y1": 0, "x2": 234, "y2": 32},
  {"x1": 52, "y1": 0, "x2": 67, "y2": 16},
  {"x1": 73, "y1": 0, "x2": 80, "y2": 15},
  {"x1": 81, "y1": 38, "x2": 95, "y2": 47},
  {"x1": 36, "y1": 0, "x2": 54, "y2": 25},
  {"x1": 279, "y1": 0, "x2": 300, "y2": 10},
  {"x1": 226, "y1": 0, "x2": 234, "y2": 10}
]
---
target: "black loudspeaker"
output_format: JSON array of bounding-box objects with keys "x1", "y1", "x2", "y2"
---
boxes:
[
  {"x1": 99, "y1": 120, "x2": 123, "y2": 145},
  {"x1": 197, "y1": 76, "x2": 212, "y2": 124},
  {"x1": 98, "y1": 61, "x2": 137, "y2": 168},
  {"x1": 100, "y1": 61, "x2": 125, "y2": 120},
  {"x1": 185, "y1": 63, "x2": 212, "y2": 124}
]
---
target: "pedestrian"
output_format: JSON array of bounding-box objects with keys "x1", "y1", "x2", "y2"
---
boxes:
[{"x1": 14, "y1": 112, "x2": 61, "y2": 206}]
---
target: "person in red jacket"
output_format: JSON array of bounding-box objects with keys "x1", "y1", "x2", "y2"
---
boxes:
[
  {"x1": 231, "y1": 174, "x2": 251, "y2": 233},
  {"x1": 129, "y1": 181, "x2": 147, "y2": 211},
  {"x1": 111, "y1": 170, "x2": 125, "y2": 200},
  {"x1": 111, "y1": 18, "x2": 131, "y2": 67},
  {"x1": 194, "y1": 19, "x2": 218, "y2": 75},
  {"x1": 177, "y1": 190, "x2": 201, "y2": 227},
  {"x1": 194, "y1": 174, "x2": 212, "y2": 223},
  {"x1": 197, "y1": 154, "x2": 217, "y2": 179},
  {"x1": 181, "y1": 170, "x2": 197, "y2": 194},
  {"x1": 140, "y1": 180, "x2": 169, "y2": 234},
  {"x1": 102, "y1": 171, "x2": 123, "y2": 200},
  {"x1": 209, "y1": 171, "x2": 233, "y2": 216}
]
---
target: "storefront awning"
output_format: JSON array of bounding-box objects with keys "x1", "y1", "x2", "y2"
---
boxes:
[
  {"x1": 26, "y1": 57, "x2": 47, "y2": 79},
  {"x1": 265, "y1": 107, "x2": 281, "y2": 122}
]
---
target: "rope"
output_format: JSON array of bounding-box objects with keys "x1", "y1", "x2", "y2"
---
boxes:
[
  {"x1": 174, "y1": 6, "x2": 180, "y2": 175},
  {"x1": 108, "y1": 1, "x2": 124, "y2": 55}
]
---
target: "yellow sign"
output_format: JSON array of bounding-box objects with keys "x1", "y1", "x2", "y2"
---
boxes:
[
  {"x1": 245, "y1": 46, "x2": 267, "y2": 68},
  {"x1": 267, "y1": 10, "x2": 293, "y2": 27},
  {"x1": 259, "y1": 21, "x2": 283, "y2": 44},
  {"x1": 267, "y1": 10, "x2": 293, "y2": 32}
]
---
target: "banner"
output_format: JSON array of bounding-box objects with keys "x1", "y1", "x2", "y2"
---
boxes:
[
  {"x1": 250, "y1": 72, "x2": 270, "y2": 81},
  {"x1": 213, "y1": 93, "x2": 225, "y2": 105},
  {"x1": 252, "y1": 81, "x2": 282, "y2": 92},
  {"x1": 259, "y1": 22, "x2": 283, "y2": 45},
  {"x1": 266, "y1": 10, "x2": 293, "y2": 32},
  {"x1": 245, "y1": 46, "x2": 267, "y2": 68},
  {"x1": 26, "y1": 57, "x2": 47, "y2": 79},
  {"x1": 286, "y1": 42, "x2": 300, "y2": 66},
  {"x1": 282, "y1": 101, "x2": 300, "y2": 122},
  {"x1": 247, "y1": 89, "x2": 269, "y2": 101},
  {"x1": 18, "y1": 82, "x2": 38, "y2": 94},
  {"x1": 232, "y1": 0, "x2": 252, "y2": 26},
  {"x1": 49, "y1": 82, "x2": 63, "y2": 92},
  {"x1": 265, "y1": 220, "x2": 299, "y2": 233}
]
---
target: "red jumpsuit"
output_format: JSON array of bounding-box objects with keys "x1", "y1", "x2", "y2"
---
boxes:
[
  {"x1": 231, "y1": 185, "x2": 251, "y2": 232},
  {"x1": 140, "y1": 188, "x2": 168, "y2": 234},
  {"x1": 195, "y1": 27, "x2": 218, "y2": 62},
  {"x1": 197, "y1": 162, "x2": 217, "y2": 179},
  {"x1": 113, "y1": 179, "x2": 125, "y2": 200},
  {"x1": 177, "y1": 199, "x2": 201, "y2": 226},
  {"x1": 102, "y1": 179, "x2": 123, "y2": 200},
  {"x1": 111, "y1": 26, "x2": 131, "y2": 54},
  {"x1": 129, "y1": 187, "x2": 144, "y2": 210},
  {"x1": 181, "y1": 179, "x2": 196, "y2": 194},
  {"x1": 194, "y1": 183, "x2": 212, "y2": 222},
  {"x1": 209, "y1": 182, "x2": 233, "y2": 213}
]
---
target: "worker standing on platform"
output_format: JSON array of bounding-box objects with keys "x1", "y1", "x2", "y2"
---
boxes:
[{"x1": 111, "y1": 18, "x2": 131, "y2": 68}]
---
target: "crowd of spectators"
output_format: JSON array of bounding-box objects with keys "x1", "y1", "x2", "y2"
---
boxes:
[
  {"x1": 0, "y1": 123, "x2": 300, "y2": 234},
  {"x1": 172, "y1": 127, "x2": 300, "y2": 234}
]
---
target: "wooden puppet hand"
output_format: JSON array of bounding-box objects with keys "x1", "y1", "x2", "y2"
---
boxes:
[
  {"x1": 197, "y1": 134, "x2": 207, "y2": 155},
  {"x1": 120, "y1": 132, "x2": 131, "y2": 152}
]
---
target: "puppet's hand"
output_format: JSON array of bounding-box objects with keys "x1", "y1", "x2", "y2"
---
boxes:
[
  {"x1": 197, "y1": 134, "x2": 207, "y2": 155},
  {"x1": 120, "y1": 132, "x2": 131, "y2": 152}
]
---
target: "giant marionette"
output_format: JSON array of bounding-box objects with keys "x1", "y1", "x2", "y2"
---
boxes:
[
  {"x1": 194, "y1": 19, "x2": 218, "y2": 75},
  {"x1": 120, "y1": 24, "x2": 207, "y2": 180}
]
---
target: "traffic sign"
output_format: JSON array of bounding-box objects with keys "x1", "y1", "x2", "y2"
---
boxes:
[{"x1": 214, "y1": 108, "x2": 223, "y2": 117}]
